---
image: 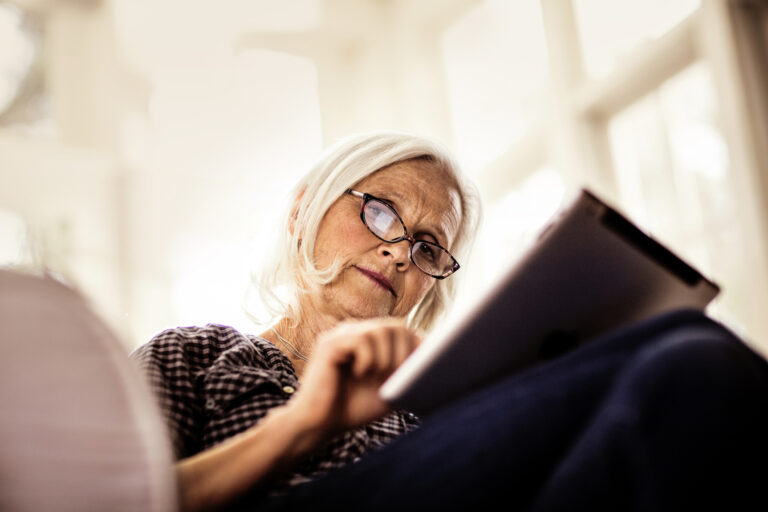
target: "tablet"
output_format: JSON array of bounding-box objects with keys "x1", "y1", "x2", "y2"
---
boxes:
[{"x1": 379, "y1": 189, "x2": 720, "y2": 415}]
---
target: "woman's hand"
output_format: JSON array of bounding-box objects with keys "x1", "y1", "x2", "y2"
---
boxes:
[
  {"x1": 285, "y1": 318, "x2": 421, "y2": 441},
  {"x1": 175, "y1": 318, "x2": 420, "y2": 512}
]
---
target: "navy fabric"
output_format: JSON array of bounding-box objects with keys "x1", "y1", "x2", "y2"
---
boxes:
[{"x1": 240, "y1": 310, "x2": 768, "y2": 511}]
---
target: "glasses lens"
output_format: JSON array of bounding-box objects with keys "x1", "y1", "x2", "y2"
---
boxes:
[
  {"x1": 363, "y1": 200, "x2": 403, "y2": 241},
  {"x1": 412, "y1": 240, "x2": 456, "y2": 277}
]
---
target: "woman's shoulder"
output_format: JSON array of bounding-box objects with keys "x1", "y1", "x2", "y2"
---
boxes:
[
  {"x1": 130, "y1": 324, "x2": 295, "y2": 459},
  {"x1": 131, "y1": 323, "x2": 288, "y2": 373}
]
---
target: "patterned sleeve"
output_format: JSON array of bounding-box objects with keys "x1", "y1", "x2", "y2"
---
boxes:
[
  {"x1": 130, "y1": 328, "x2": 207, "y2": 459},
  {"x1": 130, "y1": 325, "x2": 298, "y2": 461},
  {"x1": 131, "y1": 323, "x2": 420, "y2": 487},
  {"x1": 364, "y1": 410, "x2": 421, "y2": 450}
]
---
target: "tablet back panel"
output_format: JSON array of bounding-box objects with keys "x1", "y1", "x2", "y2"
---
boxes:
[{"x1": 380, "y1": 189, "x2": 719, "y2": 415}]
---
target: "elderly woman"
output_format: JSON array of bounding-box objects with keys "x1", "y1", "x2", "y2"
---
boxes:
[
  {"x1": 133, "y1": 132, "x2": 768, "y2": 512},
  {"x1": 132, "y1": 132, "x2": 480, "y2": 509}
]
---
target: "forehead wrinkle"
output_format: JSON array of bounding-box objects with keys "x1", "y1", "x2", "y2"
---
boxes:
[
  {"x1": 360, "y1": 162, "x2": 462, "y2": 247},
  {"x1": 374, "y1": 186, "x2": 459, "y2": 248}
]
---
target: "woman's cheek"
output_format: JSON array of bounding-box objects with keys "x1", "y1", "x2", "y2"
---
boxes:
[{"x1": 400, "y1": 278, "x2": 433, "y2": 314}]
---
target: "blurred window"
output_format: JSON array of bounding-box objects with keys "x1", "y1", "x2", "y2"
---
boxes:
[
  {"x1": 0, "y1": 3, "x2": 49, "y2": 135},
  {"x1": 573, "y1": 0, "x2": 700, "y2": 78},
  {"x1": 442, "y1": 0, "x2": 549, "y2": 172},
  {"x1": 150, "y1": 50, "x2": 322, "y2": 343},
  {"x1": 479, "y1": 167, "x2": 566, "y2": 281},
  {"x1": 608, "y1": 61, "x2": 744, "y2": 318},
  {"x1": 0, "y1": 3, "x2": 34, "y2": 115}
]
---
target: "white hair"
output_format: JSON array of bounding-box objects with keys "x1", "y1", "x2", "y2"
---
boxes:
[{"x1": 255, "y1": 131, "x2": 482, "y2": 332}]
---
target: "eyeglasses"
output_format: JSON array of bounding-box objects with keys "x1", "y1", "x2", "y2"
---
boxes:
[{"x1": 346, "y1": 189, "x2": 460, "y2": 279}]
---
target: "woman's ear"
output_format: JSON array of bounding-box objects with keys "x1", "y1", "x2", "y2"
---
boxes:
[{"x1": 289, "y1": 187, "x2": 306, "y2": 236}]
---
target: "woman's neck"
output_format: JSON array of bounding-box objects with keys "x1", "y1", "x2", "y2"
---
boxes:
[{"x1": 262, "y1": 295, "x2": 342, "y2": 378}]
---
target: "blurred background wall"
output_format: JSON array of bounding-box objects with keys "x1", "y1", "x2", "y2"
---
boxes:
[{"x1": 2, "y1": 0, "x2": 768, "y2": 355}]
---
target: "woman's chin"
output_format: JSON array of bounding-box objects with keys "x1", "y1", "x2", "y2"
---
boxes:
[
  {"x1": 338, "y1": 295, "x2": 394, "y2": 320},
  {"x1": 351, "y1": 302, "x2": 393, "y2": 319},
  {"x1": 320, "y1": 279, "x2": 396, "y2": 319}
]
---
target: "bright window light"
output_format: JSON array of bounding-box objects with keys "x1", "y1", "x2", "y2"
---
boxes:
[
  {"x1": 442, "y1": 0, "x2": 549, "y2": 173},
  {"x1": 480, "y1": 167, "x2": 566, "y2": 282},
  {"x1": 609, "y1": 62, "x2": 735, "y2": 260},
  {"x1": 608, "y1": 62, "x2": 747, "y2": 333},
  {"x1": 0, "y1": 4, "x2": 35, "y2": 115},
  {"x1": 152, "y1": 49, "x2": 322, "y2": 337},
  {"x1": 573, "y1": 0, "x2": 700, "y2": 78}
]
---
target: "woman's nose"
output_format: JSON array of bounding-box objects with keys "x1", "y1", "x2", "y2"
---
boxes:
[{"x1": 378, "y1": 241, "x2": 411, "y2": 268}]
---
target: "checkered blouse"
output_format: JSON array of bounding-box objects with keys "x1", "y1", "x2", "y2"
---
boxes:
[{"x1": 131, "y1": 323, "x2": 420, "y2": 493}]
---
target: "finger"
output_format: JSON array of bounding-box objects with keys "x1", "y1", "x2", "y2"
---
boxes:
[
  {"x1": 391, "y1": 329, "x2": 413, "y2": 369},
  {"x1": 371, "y1": 326, "x2": 395, "y2": 374},
  {"x1": 321, "y1": 336, "x2": 355, "y2": 366},
  {"x1": 322, "y1": 319, "x2": 412, "y2": 376},
  {"x1": 351, "y1": 333, "x2": 375, "y2": 378},
  {"x1": 397, "y1": 328, "x2": 422, "y2": 369}
]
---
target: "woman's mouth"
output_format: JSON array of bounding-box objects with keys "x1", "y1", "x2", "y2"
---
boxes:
[{"x1": 354, "y1": 266, "x2": 396, "y2": 297}]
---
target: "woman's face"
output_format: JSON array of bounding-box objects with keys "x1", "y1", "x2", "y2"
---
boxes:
[{"x1": 309, "y1": 158, "x2": 463, "y2": 321}]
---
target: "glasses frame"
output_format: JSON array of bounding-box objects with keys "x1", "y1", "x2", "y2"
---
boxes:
[{"x1": 346, "y1": 189, "x2": 460, "y2": 279}]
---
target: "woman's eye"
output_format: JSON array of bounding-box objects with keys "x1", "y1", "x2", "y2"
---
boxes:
[{"x1": 418, "y1": 243, "x2": 437, "y2": 262}]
